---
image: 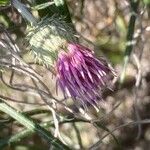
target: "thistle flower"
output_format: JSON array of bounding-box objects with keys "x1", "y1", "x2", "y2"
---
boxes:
[
  {"x1": 12, "y1": 0, "x2": 116, "y2": 110},
  {"x1": 56, "y1": 43, "x2": 116, "y2": 109}
]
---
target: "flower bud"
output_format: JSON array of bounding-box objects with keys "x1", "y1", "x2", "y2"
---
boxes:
[{"x1": 27, "y1": 17, "x2": 77, "y2": 66}]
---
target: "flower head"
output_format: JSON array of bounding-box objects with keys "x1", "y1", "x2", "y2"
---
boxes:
[{"x1": 56, "y1": 43, "x2": 115, "y2": 109}]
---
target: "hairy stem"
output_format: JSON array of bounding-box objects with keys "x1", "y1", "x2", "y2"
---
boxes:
[
  {"x1": 120, "y1": 0, "x2": 139, "y2": 84},
  {"x1": 12, "y1": 0, "x2": 37, "y2": 25}
]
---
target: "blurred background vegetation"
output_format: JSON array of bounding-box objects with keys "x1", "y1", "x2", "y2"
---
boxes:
[{"x1": 0, "y1": 0, "x2": 150, "y2": 149}]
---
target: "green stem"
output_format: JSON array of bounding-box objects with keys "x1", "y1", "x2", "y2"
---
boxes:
[
  {"x1": 0, "y1": 117, "x2": 88, "y2": 148},
  {"x1": 120, "y1": 0, "x2": 139, "y2": 84},
  {"x1": 12, "y1": 0, "x2": 37, "y2": 25},
  {"x1": 73, "y1": 123, "x2": 84, "y2": 149},
  {"x1": 0, "y1": 122, "x2": 51, "y2": 148},
  {"x1": 0, "y1": 99, "x2": 70, "y2": 150},
  {"x1": 1, "y1": 109, "x2": 51, "y2": 124},
  {"x1": 0, "y1": 128, "x2": 35, "y2": 148}
]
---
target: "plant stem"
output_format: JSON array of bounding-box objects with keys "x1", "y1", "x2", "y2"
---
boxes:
[
  {"x1": 120, "y1": 0, "x2": 139, "y2": 84},
  {"x1": 0, "y1": 121, "x2": 52, "y2": 148},
  {"x1": 0, "y1": 99, "x2": 70, "y2": 150},
  {"x1": 73, "y1": 123, "x2": 84, "y2": 149},
  {"x1": 0, "y1": 118, "x2": 83, "y2": 148},
  {"x1": 12, "y1": 0, "x2": 37, "y2": 25}
]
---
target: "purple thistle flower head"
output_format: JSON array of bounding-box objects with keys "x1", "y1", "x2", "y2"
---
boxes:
[{"x1": 56, "y1": 43, "x2": 116, "y2": 109}]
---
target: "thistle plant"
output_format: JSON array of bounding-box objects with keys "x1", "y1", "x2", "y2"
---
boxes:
[
  {"x1": 12, "y1": 0, "x2": 116, "y2": 110},
  {"x1": 1, "y1": 0, "x2": 150, "y2": 149}
]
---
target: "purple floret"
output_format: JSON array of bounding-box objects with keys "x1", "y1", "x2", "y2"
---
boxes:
[{"x1": 56, "y1": 43, "x2": 115, "y2": 109}]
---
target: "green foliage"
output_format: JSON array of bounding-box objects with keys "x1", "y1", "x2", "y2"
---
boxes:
[
  {"x1": 143, "y1": 0, "x2": 150, "y2": 5},
  {"x1": 31, "y1": 1, "x2": 54, "y2": 10},
  {"x1": 0, "y1": 0, "x2": 9, "y2": 6},
  {"x1": 0, "y1": 99, "x2": 70, "y2": 149}
]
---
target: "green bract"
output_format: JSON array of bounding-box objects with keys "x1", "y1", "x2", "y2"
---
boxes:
[{"x1": 27, "y1": 17, "x2": 77, "y2": 67}]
